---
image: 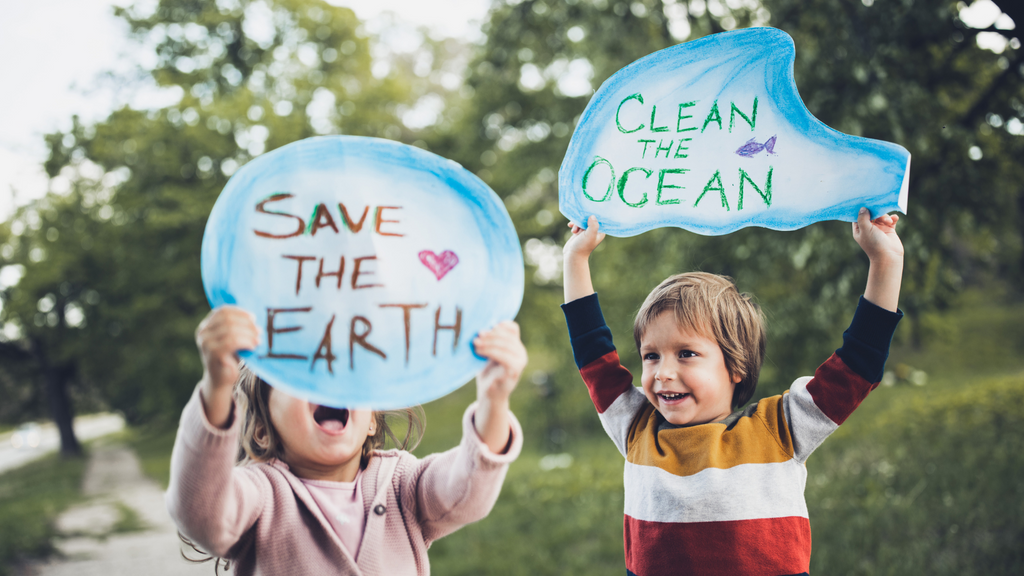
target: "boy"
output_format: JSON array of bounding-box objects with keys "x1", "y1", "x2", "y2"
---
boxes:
[{"x1": 561, "y1": 209, "x2": 903, "y2": 576}]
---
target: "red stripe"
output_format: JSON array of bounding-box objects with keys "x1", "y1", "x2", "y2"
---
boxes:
[
  {"x1": 805, "y1": 354, "x2": 879, "y2": 425},
  {"x1": 624, "y1": 515, "x2": 811, "y2": 576},
  {"x1": 580, "y1": 351, "x2": 636, "y2": 413}
]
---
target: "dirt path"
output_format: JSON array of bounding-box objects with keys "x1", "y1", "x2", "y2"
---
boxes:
[{"x1": 16, "y1": 443, "x2": 213, "y2": 576}]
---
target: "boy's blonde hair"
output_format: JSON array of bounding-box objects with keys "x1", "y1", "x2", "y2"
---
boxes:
[
  {"x1": 633, "y1": 272, "x2": 767, "y2": 409},
  {"x1": 234, "y1": 365, "x2": 424, "y2": 466}
]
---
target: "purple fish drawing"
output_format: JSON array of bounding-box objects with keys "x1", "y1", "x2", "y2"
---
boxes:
[{"x1": 735, "y1": 135, "x2": 777, "y2": 157}]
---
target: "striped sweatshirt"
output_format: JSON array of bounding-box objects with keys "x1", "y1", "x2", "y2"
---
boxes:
[{"x1": 562, "y1": 293, "x2": 902, "y2": 576}]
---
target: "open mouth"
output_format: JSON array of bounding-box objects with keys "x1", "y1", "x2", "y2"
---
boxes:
[
  {"x1": 658, "y1": 392, "x2": 691, "y2": 403},
  {"x1": 313, "y1": 405, "x2": 350, "y2": 432}
]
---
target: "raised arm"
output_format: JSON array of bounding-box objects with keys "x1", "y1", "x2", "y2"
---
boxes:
[
  {"x1": 853, "y1": 208, "x2": 904, "y2": 312},
  {"x1": 781, "y1": 210, "x2": 905, "y2": 462},
  {"x1": 166, "y1": 307, "x2": 265, "y2": 556},
  {"x1": 563, "y1": 215, "x2": 606, "y2": 303},
  {"x1": 471, "y1": 321, "x2": 527, "y2": 454},
  {"x1": 195, "y1": 306, "x2": 259, "y2": 428}
]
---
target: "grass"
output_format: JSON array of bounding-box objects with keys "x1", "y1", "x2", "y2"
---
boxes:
[
  {"x1": 120, "y1": 290, "x2": 1024, "y2": 574},
  {"x1": 125, "y1": 426, "x2": 178, "y2": 490},
  {"x1": 428, "y1": 439, "x2": 626, "y2": 576},
  {"x1": 0, "y1": 452, "x2": 87, "y2": 575},
  {"x1": 802, "y1": 291, "x2": 1024, "y2": 574},
  {"x1": 806, "y1": 372, "x2": 1024, "y2": 574}
]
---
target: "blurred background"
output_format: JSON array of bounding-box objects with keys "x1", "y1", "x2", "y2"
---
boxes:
[{"x1": 1, "y1": 0, "x2": 1022, "y2": 574}]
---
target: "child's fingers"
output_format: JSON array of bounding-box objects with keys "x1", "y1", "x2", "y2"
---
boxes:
[
  {"x1": 857, "y1": 207, "x2": 873, "y2": 228},
  {"x1": 475, "y1": 320, "x2": 520, "y2": 340},
  {"x1": 870, "y1": 213, "x2": 899, "y2": 232},
  {"x1": 474, "y1": 337, "x2": 522, "y2": 359},
  {"x1": 472, "y1": 339, "x2": 524, "y2": 362},
  {"x1": 202, "y1": 314, "x2": 259, "y2": 346},
  {"x1": 198, "y1": 308, "x2": 260, "y2": 356},
  {"x1": 473, "y1": 328, "x2": 527, "y2": 366}
]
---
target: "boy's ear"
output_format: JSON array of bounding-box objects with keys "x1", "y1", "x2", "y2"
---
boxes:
[{"x1": 731, "y1": 371, "x2": 743, "y2": 385}]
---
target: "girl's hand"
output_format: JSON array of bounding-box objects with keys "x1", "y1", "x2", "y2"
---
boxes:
[
  {"x1": 471, "y1": 321, "x2": 527, "y2": 454},
  {"x1": 563, "y1": 215, "x2": 606, "y2": 260},
  {"x1": 195, "y1": 306, "x2": 259, "y2": 427},
  {"x1": 473, "y1": 321, "x2": 527, "y2": 403},
  {"x1": 852, "y1": 208, "x2": 904, "y2": 265}
]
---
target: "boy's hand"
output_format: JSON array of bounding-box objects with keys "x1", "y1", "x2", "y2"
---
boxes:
[
  {"x1": 563, "y1": 215, "x2": 606, "y2": 260},
  {"x1": 853, "y1": 208, "x2": 904, "y2": 313},
  {"x1": 472, "y1": 321, "x2": 527, "y2": 454},
  {"x1": 563, "y1": 215, "x2": 605, "y2": 303},
  {"x1": 195, "y1": 306, "x2": 259, "y2": 427},
  {"x1": 852, "y1": 208, "x2": 904, "y2": 264}
]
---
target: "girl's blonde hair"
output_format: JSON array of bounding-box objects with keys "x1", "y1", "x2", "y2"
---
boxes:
[{"x1": 234, "y1": 365, "x2": 425, "y2": 466}]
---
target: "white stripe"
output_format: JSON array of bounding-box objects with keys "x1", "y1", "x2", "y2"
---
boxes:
[
  {"x1": 598, "y1": 386, "x2": 649, "y2": 457},
  {"x1": 623, "y1": 460, "x2": 809, "y2": 523},
  {"x1": 784, "y1": 377, "x2": 839, "y2": 463}
]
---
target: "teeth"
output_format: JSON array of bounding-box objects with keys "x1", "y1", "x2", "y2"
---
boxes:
[{"x1": 661, "y1": 393, "x2": 684, "y2": 399}]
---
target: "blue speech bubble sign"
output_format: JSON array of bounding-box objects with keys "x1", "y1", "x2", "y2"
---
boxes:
[
  {"x1": 201, "y1": 136, "x2": 524, "y2": 409},
  {"x1": 560, "y1": 27, "x2": 910, "y2": 237}
]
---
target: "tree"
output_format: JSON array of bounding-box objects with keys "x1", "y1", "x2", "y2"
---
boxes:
[
  {"x1": 429, "y1": 0, "x2": 1023, "y2": 442},
  {"x1": 0, "y1": 0, "x2": 452, "y2": 438}
]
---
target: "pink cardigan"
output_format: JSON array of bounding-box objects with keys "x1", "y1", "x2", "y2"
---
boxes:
[{"x1": 166, "y1": 388, "x2": 523, "y2": 576}]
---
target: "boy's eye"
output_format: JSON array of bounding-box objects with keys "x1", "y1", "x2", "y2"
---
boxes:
[
  {"x1": 679, "y1": 350, "x2": 697, "y2": 358},
  {"x1": 643, "y1": 352, "x2": 659, "y2": 361}
]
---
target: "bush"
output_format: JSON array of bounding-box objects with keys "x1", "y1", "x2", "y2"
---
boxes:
[{"x1": 807, "y1": 373, "x2": 1024, "y2": 574}]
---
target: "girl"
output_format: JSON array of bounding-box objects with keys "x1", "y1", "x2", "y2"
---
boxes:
[{"x1": 167, "y1": 306, "x2": 527, "y2": 575}]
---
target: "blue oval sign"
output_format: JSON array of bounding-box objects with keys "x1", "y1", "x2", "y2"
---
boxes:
[{"x1": 201, "y1": 136, "x2": 524, "y2": 409}]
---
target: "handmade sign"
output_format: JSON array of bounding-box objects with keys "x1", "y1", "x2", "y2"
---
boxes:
[
  {"x1": 201, "y1": 136, "x2": 524, "y2": 409},
  {"x1": 559, "y1": 27, "x2": 911, "y2": 237}
]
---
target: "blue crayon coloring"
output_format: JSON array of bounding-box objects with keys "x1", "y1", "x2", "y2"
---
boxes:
[
  {"x1": 559, "y1": 27, "x2": 910, "y2": 237},
  {"x1": 201, "y1": 136, "x2": 524, "y2": 409}
]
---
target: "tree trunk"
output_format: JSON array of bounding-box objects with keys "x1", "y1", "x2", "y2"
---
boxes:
[{"x1": 33, "y1": 339, "x2": 82, "y2": 457}]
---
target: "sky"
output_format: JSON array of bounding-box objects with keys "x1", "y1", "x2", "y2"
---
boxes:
[
  {"x1": 0, "y1": 0, "x2": 491, "y2": 221},
  {"x1": 0, "y1": 0, "x2": 1014, "y2": 221}
]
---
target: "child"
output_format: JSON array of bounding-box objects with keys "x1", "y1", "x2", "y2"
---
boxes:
[
  {"x1": 167, "y1": 306, "x2": 527, "y2": 576},
  {"x1": 561, "y1": 209, "x2": 903, "y2": 576}
]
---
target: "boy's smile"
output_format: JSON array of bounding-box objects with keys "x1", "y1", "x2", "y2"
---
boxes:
[{"x1": 639, "y1": 311, "x2": 739, "y2": 426}]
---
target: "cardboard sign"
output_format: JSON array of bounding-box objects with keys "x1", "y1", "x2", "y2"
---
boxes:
[
  {"x1": 559, "y1": 27, "x2": 910, "y2": 237},
  {"x1": 201, "y1": 136, "x2": 524, "y2": 409}
]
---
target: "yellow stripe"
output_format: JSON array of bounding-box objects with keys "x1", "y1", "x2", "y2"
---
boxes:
[{"x1": 626, "y1": 395, "x2": 795, "y2": 477}]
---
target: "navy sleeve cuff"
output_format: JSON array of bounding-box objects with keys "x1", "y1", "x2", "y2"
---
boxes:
[
  {"x1": 835, "y1": 296, "x2": 904, "y2": 383},
  {"x1": 561, "y1": 293, "x2": 618, "y2": 369}
]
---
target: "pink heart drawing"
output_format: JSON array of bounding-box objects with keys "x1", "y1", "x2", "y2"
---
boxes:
[{"x1": 418, "y1": 250, "x2": 459, "y2": 280}]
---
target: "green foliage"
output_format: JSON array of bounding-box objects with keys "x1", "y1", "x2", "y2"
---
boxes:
[
  {"x1": 429, "y1": 441, "x2": 626, "y2": 576},
  {"x1": 807, "y1": 372, "x2": 1024, "y2": 574},
  {"x1": 0, "y1": 454, "x2": 87, "y2": 574},
  {"x1": 0, "y1": 0, "x2": 453, "y2": 424},
  {"x1": 436, "y1": 0, "x2": 1024, "y2": 443},
  {"x1": 126, "y1": 425, "x2": 180, "y2": 490},
  {"x1": 766, "y1": 0, "x2": 1024, "y2": 323}
]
